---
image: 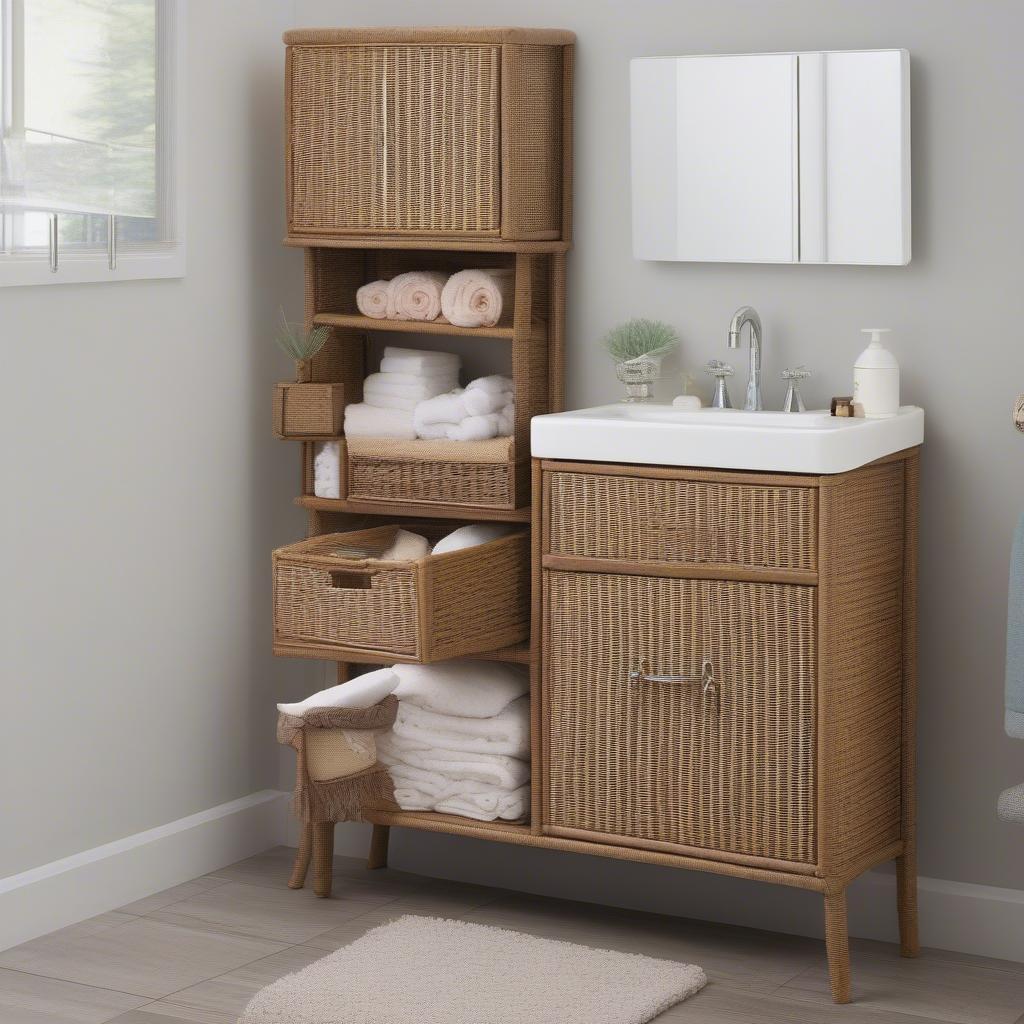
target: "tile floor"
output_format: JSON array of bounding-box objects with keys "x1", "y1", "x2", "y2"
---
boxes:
[{"x1": 1, "y1": 846, "x2": 1023, "y2": 1023}]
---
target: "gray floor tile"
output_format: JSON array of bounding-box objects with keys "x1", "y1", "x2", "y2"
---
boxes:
[
  {"x1": 0, "y1": 968, "x2": 149, "y2": 1024},
  {"x1": 117, "y1": 878, "x2": 231, "y2": 916}
]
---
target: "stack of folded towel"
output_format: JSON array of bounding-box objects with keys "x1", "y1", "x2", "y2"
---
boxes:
[
  {"x1": 377, "y1": 661, "x2": 530, "y2": 822},
  {"x1": 413, "y1": 375, "x2": 515, "y2": 441},
  {"x1": 343, "y1": 346, "x2": 461, "y2": 440},
  {"x1": 355, "y1": 268, "x2": 514, "y2": 328}
]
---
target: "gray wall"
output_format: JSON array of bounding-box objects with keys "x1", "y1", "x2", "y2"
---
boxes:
[
  {"x1": 291, "y1": 0, "x2": 1024, "y2": 900},
  {"x1": 1, "y1": 0, "x2": 313, "y2": 877}
]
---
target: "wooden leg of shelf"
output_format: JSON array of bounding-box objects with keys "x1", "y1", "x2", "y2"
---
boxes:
[
  {"x1": 367, "y1": 824, "x2": 390, "y2": 870},
  {"x1": 311, "y1": 822, "x2": 335, "y2": 899},
  {"x1": 896, "y1": 851, "x2": 920, "y2": 958},
  {"x1": 824, "y1": 890, "x2": 852, "y2": 1004},
  {"x1": 287, "y1": 822, "x2": 313, "y2": 890}
]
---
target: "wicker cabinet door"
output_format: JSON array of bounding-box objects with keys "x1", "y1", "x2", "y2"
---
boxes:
[
  {"x1": 543, "y1": 571, "x2": 817, "y2": 865},
  {"x1": 288, "y1": 45, "x2": 501, "y2": 235}
]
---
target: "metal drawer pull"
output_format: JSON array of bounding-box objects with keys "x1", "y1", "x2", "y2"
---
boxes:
[{"x1": 630, "y1": 658, "x2": 718, "y2": 703}]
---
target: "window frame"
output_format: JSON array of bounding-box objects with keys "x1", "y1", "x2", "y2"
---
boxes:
[{"x1": 0, "y1": 0, "x2": 185, "y2": 287}]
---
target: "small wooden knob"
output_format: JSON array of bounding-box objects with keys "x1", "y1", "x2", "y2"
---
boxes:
[{"x1": 1015, "y1": 395, "x2": 1024, "y2": 433}]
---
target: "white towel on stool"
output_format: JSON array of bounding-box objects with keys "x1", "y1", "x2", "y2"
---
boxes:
[
  {"x1": 277, "y1": 667, "x2": 398, "y2": 717},
  {"x1": 441, "y1": 268, "x2": 514, "y2": 328},
  {"x1": 343, "y1": 403, "x2": 416, "y2": 439},
  {"x1": 393, "y1": 661, "x2": 528, "y2": 718},
  {"x1": 385, "y1": 271, "x2": 448, "y2": 321}
]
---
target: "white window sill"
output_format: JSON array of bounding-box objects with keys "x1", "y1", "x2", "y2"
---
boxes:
[{"x1": 0, "y1": 245, "x2": 185, "y2": 287}]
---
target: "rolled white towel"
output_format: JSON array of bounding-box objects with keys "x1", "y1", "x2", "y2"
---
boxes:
[
  {"x1": 413, "y1": 389, "x2": 467, "y2": 430},
  {"x1": 385, "y1": 271, "x2": 448, "y2": 321},
  {"x1": 393, "y1": 695, "x2": 530, "y2": 759},
  {"x1": 377, "y1": 732, "x2": 529, "y2": 790},
  {"x1": 441, "y1": 268, "x2": 515, "y2": 328},
  {"x1": 355, "y1": 279, "x2": 392, "y2": 319},
  {"x1": 467, "y1": 375, "x2": 514, "y2": 395},
  {"x1": 464, "y1": 388, "x2": 513, "y2": 416},
  {"x1": 393, "y1": 659, "x2": 527, "y2": 718},
  {"x1": 446, "y1": 414, "x2": 500, "y2": 441},
  {"x1": 415, "y1": 421, "x2": 455, "y2": 440},
  {"x1": 379, "y1": 529, "x2": 431, "y2": 562},
  {"x1": 277, "y1": 667, "x2": 397, "y2": 717},
  {"x1": 432, "y1": 524, "x2": 517, "y2": 557},
  {"x1": 364, "y1": 373, "x2": 455, "y2": 401},
  {"x1": 313, "y1": 440, "x2": 341, "y2": 499},
  {"x1": 381, "y1": 346, "x2": 460, "y2": 376},
  {"x1": 343, "y1": 403, "x2": 416, "y2": 440},
  {"x1": 496, "y1": 403, "x2": 515, "y2": 437}
]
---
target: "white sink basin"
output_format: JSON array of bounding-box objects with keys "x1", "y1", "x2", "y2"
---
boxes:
[{"x1": 531, "y1": 404, "x2": 924, "y2": 475}]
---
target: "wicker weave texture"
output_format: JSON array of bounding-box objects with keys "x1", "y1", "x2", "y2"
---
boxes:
[
  {"x1": 547, "y1": 472, "x2": 818, "y2": 571},
  {"x1": 544, "y1": 571, "x2": 817, "y2": 864},
  {"x1": 274, "y1": 382, "x2": 345, "y2": 438},
  {"x1": 273, "y1": 526, "x2": 530, "y2": 661},
  {"x1": 289, "y1": 45, "x2": 501, "y2": 235}
]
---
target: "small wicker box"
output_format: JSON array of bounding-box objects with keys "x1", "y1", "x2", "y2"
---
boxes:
[
  {"x1": 273, "y1": 525, "x2": 530, "y2": 662},
  {"x1": 273, "y1": 382, "x2": 345, "y2": 438}
]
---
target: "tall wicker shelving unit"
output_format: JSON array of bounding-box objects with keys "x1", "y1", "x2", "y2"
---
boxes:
[{"x1": 277, "y1": 28, "x2": 575, "y2": 867}]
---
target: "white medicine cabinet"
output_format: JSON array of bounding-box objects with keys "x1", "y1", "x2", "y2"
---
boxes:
[{"x1": 630, "y1": 49, "x2": 910, "y2": 265}]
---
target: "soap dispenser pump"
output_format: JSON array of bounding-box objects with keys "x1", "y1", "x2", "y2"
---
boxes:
[{"x1": 853, "y1": 328, "x2": 900, "y2": 418}]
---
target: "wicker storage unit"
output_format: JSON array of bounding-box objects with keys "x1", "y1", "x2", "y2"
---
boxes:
[
  {"x1": 273, "y1": 526, "x2": 530, "y2": 662},
  {"x1": 284, "y1": 28, "x2": 572, "y2": 243},
  {"x1": 273, "y1": 382, "x2": 346, "y2": 438}
]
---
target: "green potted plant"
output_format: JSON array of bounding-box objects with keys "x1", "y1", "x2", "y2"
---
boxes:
[
  {"x1": 272, "y1": 311, "x2": 344, "y2": 439},
  {"x1": 602, "y1": 318, "x2": 678, "y2": 402}
]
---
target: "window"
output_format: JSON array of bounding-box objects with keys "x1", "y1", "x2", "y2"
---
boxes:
[{"x1": 0, "y1": 0, "x2": 183, "y2": 285}]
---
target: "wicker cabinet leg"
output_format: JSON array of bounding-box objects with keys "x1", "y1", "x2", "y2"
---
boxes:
[
  {"x1": 368, "y1": 824, "x2": 390, "y2": 870},
  {"x1": 896, "y1": 852, "x2": 920, "y2": 957},
  {"x1": 824, "y1": 891, "x2": 852, "y2": 1004},
  {"x1": 288, "y1": 823, "x2": 313, "y2": 889},
  {"x1": 312, "y1": 822, "x2": 335, "y2": 899}
]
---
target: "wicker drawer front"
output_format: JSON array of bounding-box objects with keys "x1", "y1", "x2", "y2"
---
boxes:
[
  {"x1": 544, "y1": 571, "x2": 817, "y2": 864},
  {"x1": 546, "y1": 471, "x2": 817, "y2": 572},
  {"x1": 288, "y1": 45, "x2": 500, "y2": 235}
]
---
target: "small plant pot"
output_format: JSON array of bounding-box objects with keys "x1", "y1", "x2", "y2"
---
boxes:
[
  {"x1": 273, "y1": 382, "x2": 345, "y2": 438},
  {"x1": 615, "y1": 354, "x2": 663, "y2": 403}
]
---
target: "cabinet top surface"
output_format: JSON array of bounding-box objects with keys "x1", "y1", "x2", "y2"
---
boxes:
[{"x1": 284, "y1": 27, "x2": 576, "y2": 46}]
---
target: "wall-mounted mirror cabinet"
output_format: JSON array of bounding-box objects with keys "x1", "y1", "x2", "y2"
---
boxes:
[{"x1": 631, "y1": 49, "x2": 910, "y2": 265}]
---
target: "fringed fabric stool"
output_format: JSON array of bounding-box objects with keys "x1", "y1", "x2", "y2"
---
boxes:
[{"x1": 278, "y1": 696, "x2": 398, "y2": 898}]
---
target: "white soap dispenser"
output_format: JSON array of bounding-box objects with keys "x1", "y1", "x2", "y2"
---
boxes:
[{"x1": 853, "y1": 328, "x2": 900, "y2": 418}]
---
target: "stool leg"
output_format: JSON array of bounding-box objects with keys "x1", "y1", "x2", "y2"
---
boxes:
[
  {"x1": 368, "y1": 824, "x2": 390, "y2": 870},
  {"x1": 312, "y1": 822, "x2": 335, "y2": 898},
  {"x1": 896, "y1": 852, "x2": 920, "y2": 957},
  {"x1": 287, "y1": 822, "x2": 313, "y2": 889},
  {"x1": 824, "y1": 890, "x2": 852, "y2": 1004}
]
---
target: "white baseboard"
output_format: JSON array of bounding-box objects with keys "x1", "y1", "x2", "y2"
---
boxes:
[
  {"x1": 328, "y1": 823, "x2": 1024, "y2": 964},
  {"x1": 0, "y1": 790, "x2": 289, "y2": 952}
]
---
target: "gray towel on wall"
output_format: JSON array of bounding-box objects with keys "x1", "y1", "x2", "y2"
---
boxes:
[{"x1": 1007, "y1": 513, "x2": 1024, "y2": 737}]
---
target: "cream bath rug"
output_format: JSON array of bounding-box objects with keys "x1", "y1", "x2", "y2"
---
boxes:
[{"x1": 240, "y1": 915, "x2": 707, "y2": 1024}]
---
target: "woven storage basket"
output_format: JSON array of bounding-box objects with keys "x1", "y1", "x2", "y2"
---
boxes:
[
  {"x1": 345, "y1": 437, "x2": 519, "y2": 509},
  {"x1": 274, "y1": 382, "x2": 345, "y2": 439},
  {"x1": 273, "y1": 525, "x2": 530, "y2": 661}
]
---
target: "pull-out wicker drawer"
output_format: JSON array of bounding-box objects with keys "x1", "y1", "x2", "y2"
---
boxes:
[
  {"x1": 543, "y1": 571, "x2": 817, "y2": 864},
  {"x1": 274, "y1": 526, "x2": 529, "y2": 662},
  {"x1": 545, "y1": 470, "x2": 817, "y2": 573}
]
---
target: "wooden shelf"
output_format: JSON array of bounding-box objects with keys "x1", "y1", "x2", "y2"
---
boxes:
[
  {"x1": 362, "y1": 807, "x2": 533, "y2": 840},
  {"x1": 286, "y1": 234, "x2": 571, "y2": 254},
  {"x1": 274, "y1": 641, "x2": 531, "y2": 666},
  {"x1": 296, "y1": 494, "x2": 531, "y2": 523},
  {"x1": 312, "y1": 311, "x2": 546, "y2": 343}
]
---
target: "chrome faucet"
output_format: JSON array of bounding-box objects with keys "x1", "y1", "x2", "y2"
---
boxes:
[{"x1": 727, "y1": 306, "x2": 763, "y2": 411}]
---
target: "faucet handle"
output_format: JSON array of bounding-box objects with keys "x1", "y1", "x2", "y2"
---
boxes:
[
  {"x1": 705, "y1": 360, "x2": 735, "y2": 409},
  {"x1": 781, "y1": 365, "x2": 810, "y2": 413}
]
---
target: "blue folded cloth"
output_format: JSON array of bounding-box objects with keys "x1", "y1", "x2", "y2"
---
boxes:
[{"x1": 1007, "y1": 513, "x2": 1024, "y2": 738}]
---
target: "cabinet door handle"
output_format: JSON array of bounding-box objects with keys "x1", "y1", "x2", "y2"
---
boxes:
[{"x1": 630, "y1": 659, "x2": 719, "y2": 707}]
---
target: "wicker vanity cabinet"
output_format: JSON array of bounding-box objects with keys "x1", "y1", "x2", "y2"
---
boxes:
[{"x1": 536, "y1": 452, "x2": 920, "y2": 1004}]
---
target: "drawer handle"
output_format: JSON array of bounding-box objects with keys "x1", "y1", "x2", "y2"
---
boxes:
[{"x1": 629, "y1": 658, "x2": 719, "y2": 704}]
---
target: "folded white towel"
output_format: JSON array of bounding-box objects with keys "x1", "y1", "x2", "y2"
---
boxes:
[
  {"x1": 371, "y1": 370, "x2": 458, "y2": 389},
  {"x1": 464, "y1": 388, "x2": 513, "y2": 417},
  {"x1": 380, "y1": 530, "x2": 431, "y2": 562},
  {"x1": 343, "y1": 403, "x2": 416, "y2": 440},
  {"x1": 467, "y1": 375, "x2": 514, "y2": 395},
  {"x1": 393, "y1": 660, "x2": 528, "y2": 718},
  {"x1": 386, "y1": 762, "x2": 518, "y2": 799},
  {"x1": 364, "y1": 373, "x2": 455, "y2": 401},
  {"x1": 435, "y1": 785, "x2": 529, "y2": 822},
  {"x1": 277, "y1": 667, "x2": 398, "y2": 717},
  {"x1": 355, "y1": 279, "x2": 392, "y2": 319},
  {"x1": 431, "y1": 524, "x2": 517, "y2": 557},
  {"x1": 446, "y1": 414, "x2": 500, "y2": 441},
  {"x1": 393, "y1": 696, "x2": 530, "y2": 758},
  {"x1": 413, "y1": 390, "x2": 468, "y2": 430},
  {"x1": 378, "y1": 732, "x2": 529, "y2": 790},
  {"x1": 313, "y1": 440, "x2": 341, "y2": 499},
  {"x1": 385, "y1": 271, "x2": 448, "y2": 321},
  {"x1": 441, "y1": 269, "x2": 514, "y2": 328},
  {"x1": 363, "y1": 392, "x2": 421, "y2": 412},
  {"x1": 381, "y1": 346, "x2": 460, "y2": 376}
]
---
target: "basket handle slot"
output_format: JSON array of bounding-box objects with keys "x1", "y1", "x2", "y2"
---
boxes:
[{"x1": 329, "y1": 571, "x2": 373, "y2": 590}]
